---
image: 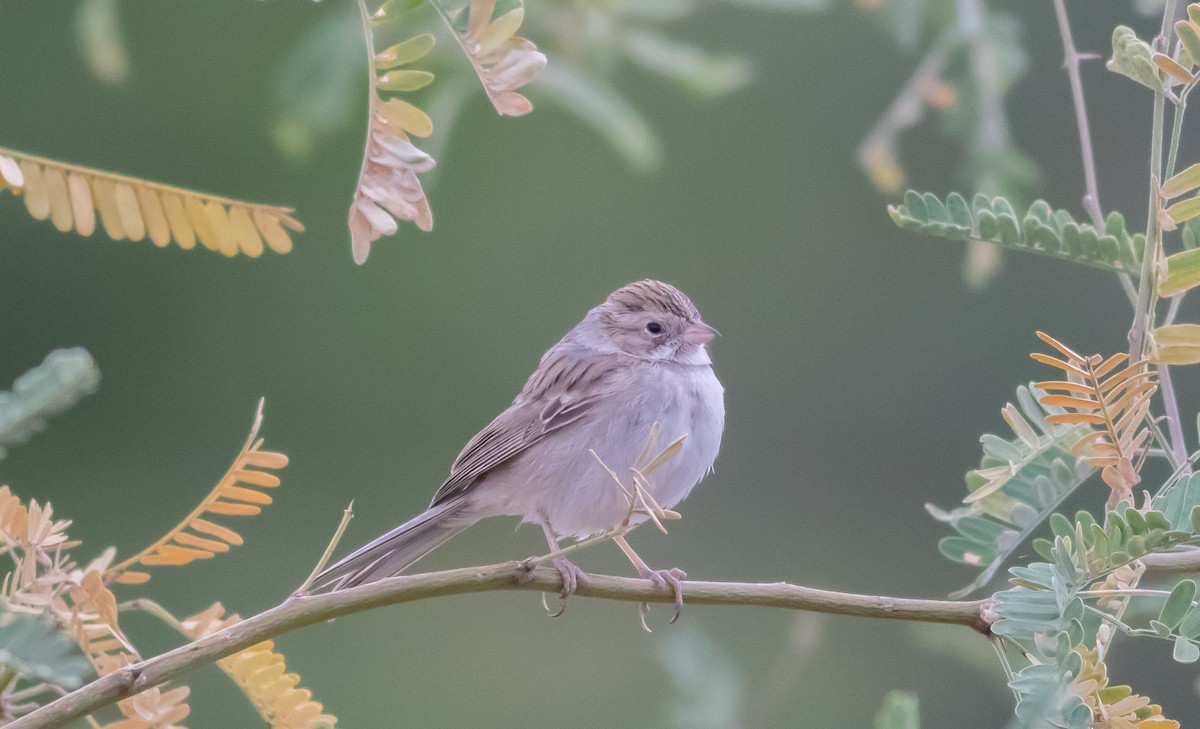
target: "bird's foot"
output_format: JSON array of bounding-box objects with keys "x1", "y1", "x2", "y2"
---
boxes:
[
  {"x1": 636, "y1": 567, "x2": 687, "y2": 631},
  {"x1": 541, "y1": 557, "x2": 590, "y2": 617}
]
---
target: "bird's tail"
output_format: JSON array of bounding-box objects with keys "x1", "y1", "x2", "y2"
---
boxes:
[{"x1": 310, "y1": 498, "x2": 473, "y2": 591}]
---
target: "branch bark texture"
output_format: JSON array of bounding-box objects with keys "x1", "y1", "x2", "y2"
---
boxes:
[{"x1": 12, "y1": 562, "x2": 991, "y2": 729}]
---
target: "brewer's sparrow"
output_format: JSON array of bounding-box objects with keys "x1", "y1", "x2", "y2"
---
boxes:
[{"x1": 312, "y1": 280, "x2": 725, "y2": 616}]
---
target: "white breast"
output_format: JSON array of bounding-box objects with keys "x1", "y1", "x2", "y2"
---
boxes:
[{"x1": 471, "y1": 360, "x2": 725, "y2": 539}]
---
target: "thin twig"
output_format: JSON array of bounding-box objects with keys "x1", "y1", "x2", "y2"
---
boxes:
[
  {"x1": 1051, "y1": 0, "x2": 1104, "y2": 228},
  {"x1": 296, "y1": 501, "x2": 355, "y2": 593},
  {"x1": 7, "y1": 562, "x2": 993, "y2": 729},
  {"x1": 1050, "y1": 0, "x2": 1138, "y2": 307}
]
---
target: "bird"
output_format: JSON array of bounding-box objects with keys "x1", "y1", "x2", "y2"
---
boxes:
[{"x1": 310, "y1": 279, "x2": 725, "y2": 619}]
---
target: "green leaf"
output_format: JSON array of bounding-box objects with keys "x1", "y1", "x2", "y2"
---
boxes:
[
  {"x1": 0, "y1": 609, "x2": 90, "y2": 689},
  {"x1": 1154, "y1": 473, "x2": 1200, "y2": 531},
  {"x1": 873, "y1": 690, "x2": 919, "y2": 729},
  {"x1": 269, "y1": 10, "x2": 363, "y2": 162},
  {"x1": 532, "y1": 63, "x2": 663, "y2": 175},
  {"x1": 0, "y1": 348, "x2": 100, "y2": 462},
  {"x1": 620, "y1": 30, "x2": 753, "y2": 97},
  {"x1": 889, "y1": 192, "x2": 1141, "y2": 273},
  {"x1": 1149, "y1": 619, "x2": 1173, "y2": 637},
  {"x1": 927, "y1": 384, "x2": 1094, "y2": 597},
  {"x1": 374, "y1": 0, "x2": 425, "y2": 22},
  {"x1": 1174, "y1": 635, "x2": 1200, "y2": 663},
  {"x1": 1159, "y1": 579, "x2": 1196, "y2": 628},
  {"x1": 1183, "y1": 219, "x2": 1200, "y2": 250},
  {"x1": 1177, "y1": 16, "x2": 1200, "y2": 69},
  {"x1": 374, "y1": 33, "x2": 436, "y2": 69},
  {"x1": 1107, "y1": 26, "x2": 1164, "y2": 92},
  {"x1": 1178, "y1": 603, "x2": 1200, "y2": 638}
]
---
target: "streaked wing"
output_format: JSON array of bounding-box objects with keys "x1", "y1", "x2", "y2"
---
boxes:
[{"x1": 429, "y1": 346, "x2": 613, "y2": 506}]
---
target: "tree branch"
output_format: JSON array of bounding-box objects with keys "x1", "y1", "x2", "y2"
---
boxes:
[{"x1": 10, "y1": 561, "x2": 991, "y2": 729}]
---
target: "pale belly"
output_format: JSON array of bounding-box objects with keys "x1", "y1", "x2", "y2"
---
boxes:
[{"x1": 469, "y1": 362, "x2": 725, "y2": 539}]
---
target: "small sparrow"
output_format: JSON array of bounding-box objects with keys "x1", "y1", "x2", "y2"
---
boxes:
[{"x1": 312, "y1": 280, "x2": 725, "y2": 618}]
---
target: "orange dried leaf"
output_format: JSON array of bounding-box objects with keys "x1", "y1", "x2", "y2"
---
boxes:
[
  {"x1": 1036, "y1": 330, "x2": 1086, "y2": 363},
  {"x1": 244, "y1": 450, "x2": 289, "y2": 470},
  {"x1": 1040, "y1": 394, "x2": 1100, "y2": 410},
  {"x1": 1035, "y1": 380, "x2": 1096, "y2": 395},
  {"x1": 205, "y1": 501, "x2": 262, "y2": 516},
  {"x1": 190, "y1": 518, "x2": 243, "y2": 545},
  {"x1": 105, "y1": 400, "x2": 285, "y2": 584},
  {"x1": 1030, "y1": 352, "x2": 1089, "y2": 377},
  {"x1": 233, "y1": 469, "x2": 282, "y2": 488},
  {"x1": 172, "y1": 532, "x2": 231, "y2": 552},
  {"x1": 218, "y1": 484, "x2": 273, "y2": 504},
  {"x1": 1047, "y1": 412, "x2": 1108, "y2": 425},
  {"x1": 1092, "y1": 351, "x2": 1130, "y2": 379}
]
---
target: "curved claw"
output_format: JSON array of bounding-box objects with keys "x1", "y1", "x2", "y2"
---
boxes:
[
  {"x1": 645, "y1": 567, "x2": 687, "y2": 623},
  {"x1": 545, "y1": 558, "x2": 590, "y2": 617}
]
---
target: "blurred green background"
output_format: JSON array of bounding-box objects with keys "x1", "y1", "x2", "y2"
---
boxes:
[{"x1": 1, "y1": 1, "x2": 1196, "y2": 727}]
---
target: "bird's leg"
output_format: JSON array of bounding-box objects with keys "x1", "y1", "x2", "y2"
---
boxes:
[
  {"x1": 540, "y1": 520, "x2": 590, "y2": 616},
  {"x1": 612, "y1": 534, "x2": 686, "y2": 631}
]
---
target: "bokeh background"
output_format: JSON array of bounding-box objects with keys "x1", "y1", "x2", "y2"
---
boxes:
[{"x1": 1, "y1": 1, "x2": 1196, "y2": 727}]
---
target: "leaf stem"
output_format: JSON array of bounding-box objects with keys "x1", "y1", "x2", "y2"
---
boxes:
[{"x1": 6, "y1": 562, "x2": 993, "y2": 729}]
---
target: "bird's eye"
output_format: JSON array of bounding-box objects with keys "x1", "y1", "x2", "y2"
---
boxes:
[{"x1": 645, "y1": 322, "x2": 663, "y2": 334}]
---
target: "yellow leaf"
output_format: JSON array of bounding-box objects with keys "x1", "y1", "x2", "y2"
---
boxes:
[
  {"x1": 0, "y1": 146, "x2": 300, "y2": 257},
  {"x1": 1166, "y1": 195, "x2": 1200, "y2": 225},
  {"x1": 1150, "y1": 324, "x2": 1200, "y2": 364},
  {"x1": 229, "y1": 207, "x2": 264, "y2": 257},
  {"x1": 1161, "y1": 161, "x2": 1200, "y2": 199},
  {"x1": 114, "y1": 182, "x2": 145, "y2": 241},
  {"x1": 476, "y1": 8, "x2": 524, "y2": 56},
  {"x1": 92, "y1": 178, "x2": 126, "y2": 239},
  {"x1": 183, "y1": 604, "x2": 338, "y2": 729},
  {"x1": 42, "y1": 167, "x2": 73, "y2": 233},
  {"x1": 375, "y1": 98, "x2": 434, "y2": 137},
  {"x1": 137, "y1": 187, "x2": 171, "y2": 247},
  {"x1": 19, "y1": 160, "x2": 50, "y2": 220},
  {"x1": 68, "y1": 172, "x2": 96, "y2": 236},
  {"x1": 1159, "y1": 247, "x2": 1200, "y2": 296},
  {"x1": 162, "y1": 193, "x2": 196, "y2": 249},
  {"x1": 377, "y1": 69, "x2": 436, "y2": 92}
]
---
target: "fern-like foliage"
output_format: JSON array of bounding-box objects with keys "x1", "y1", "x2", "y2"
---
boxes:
[
  {"x1": 888, "y1": 191, "x2": 1143, "y2": 273},
  {"x1": 0, "y1": 148, "x2": 303, "y2": 257},
  {"x1": 1107, "y1": 26, "x2": 1166, "y2": 94},
  {"x1": 1031, "y1": 332, "x2": 1157, "y2": 507},
  {"x1": 926, "y1": 384, "x2": 1094, "y2": 597},
  {"x1": 0, "y1": 348, "x2": 100, "y2": 462},
  {"x1": 993, "y1": 506, "x2": 1199, "y2": 728},
  {"x1": 347, "y1": 0, "x2": 545, "y2": 263},
  {"x1": 431, "y1": 0, "x2": 546, "y2": 116},
  {"x1": 105, "y1": 400, "x2": 287, "y2": 585},
  {"x1": 182, "y1": 604, "x2": 335, "y2": 729},
  {"x1": 348, "y1": 1, "x2": 438, "y2": 264},
  {"x1": 62, "y1": 566, "x2": 139, "y2": 676},
  {"x1": 0, "y1": 608, "x2": 89, "y2": 691},
  {"x1": 1073, "y1": 647, "x2": 1179, "y2": 727},
  {"x1": 100, "y1": 685, "x2": 192, "y2": 729}
]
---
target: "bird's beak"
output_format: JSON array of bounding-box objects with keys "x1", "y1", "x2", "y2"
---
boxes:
[{"x1": 682, "y1": 321, "x2": 719, "y2": 345}]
